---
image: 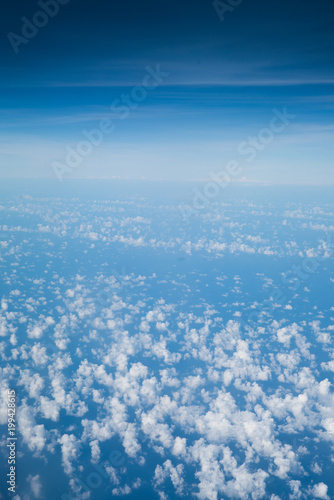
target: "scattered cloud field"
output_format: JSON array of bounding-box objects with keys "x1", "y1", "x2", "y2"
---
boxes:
[{"x1": 0, "y1": 185, "x2": 333, "y2": 499}]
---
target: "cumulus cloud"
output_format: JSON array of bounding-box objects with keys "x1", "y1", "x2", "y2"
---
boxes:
[
  {"x1": 27, "y1": 474, "x2": 42, "y2": 498},
  {"x1": 1, "y1": 196, "x2": 334, "y2": 499}
]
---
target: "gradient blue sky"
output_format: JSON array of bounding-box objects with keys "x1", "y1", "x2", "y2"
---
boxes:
[{"x1": 1, "y1": 0, "x2": 333, "y2": 183}]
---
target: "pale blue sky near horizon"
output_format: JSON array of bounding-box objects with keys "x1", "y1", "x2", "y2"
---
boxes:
[{"x1": 0, "y1": 0, "x2": 333, "y2": 184}]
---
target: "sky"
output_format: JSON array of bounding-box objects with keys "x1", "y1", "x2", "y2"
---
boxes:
[{"x1": 0, "y1": 0, "x2": 333, "y2": 184}]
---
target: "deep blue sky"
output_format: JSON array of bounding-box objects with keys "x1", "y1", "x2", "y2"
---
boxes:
[{"x1": 1, "y1": 0, "x2": 333, "y2": 183}]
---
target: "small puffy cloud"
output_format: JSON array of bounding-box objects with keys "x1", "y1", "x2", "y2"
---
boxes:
[
  {"x1": 58, "y1": 434, "x2": 81, "y2": 475},
  {"x1": 153, "y1": 460, "x2": 185, "y2": 496},
  {"x1": 27, "y1": 474, "x2": 42, "y2": 498},
  {"x1": 312, "y1": 482, "x2": 330, "y2": 499},
  {"x1": 172, "y1": 437, "x2": 187, "y2": 457}
]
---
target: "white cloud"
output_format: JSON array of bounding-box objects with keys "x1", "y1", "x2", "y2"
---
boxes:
[
  {"x1": 27, "y1": 474, "x2": 42, "y2": 498},
  {"x1": 312, "y1": 482, "x2": 330, "y2": 499}
]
